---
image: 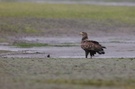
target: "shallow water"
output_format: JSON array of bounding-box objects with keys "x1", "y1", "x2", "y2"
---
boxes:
[
  {"x1": 35, "y1": 0, "x2": 135, "y2": 6},
  {"x1": 3, "y1": 0, "x2": 135, "y2": 6},
  {"x1": 0, "y1": 36, "x2": 135, "y2": 58}
]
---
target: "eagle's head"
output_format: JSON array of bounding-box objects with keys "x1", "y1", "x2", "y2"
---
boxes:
[{"x1": 80, "y1": 32, "x2": 88, "y2": 41}]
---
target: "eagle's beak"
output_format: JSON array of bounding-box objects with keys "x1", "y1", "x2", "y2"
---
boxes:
[{"x1": 80, "y1": 32, "x2": 83, "y2": 35}]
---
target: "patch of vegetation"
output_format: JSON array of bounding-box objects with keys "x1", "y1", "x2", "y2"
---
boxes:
[
  {"x1": 33, "y1": 79, "x2": 135, "y2": 87},
  {"x1": 14, "y1": 42, "x2": 77, "y2": 48},
  {"x1": 0, "y1": 2, "x2": 135, "y2": 42},
  {"x1": 0, "y1": 3, "x2": 135, "y2": 35},
  {"x1": 0, "y1": 2, "x2": 135, "y2": 24},
  {"x1": 14, "y1": 42, "x2": 49, "y2": 48},
  {"x1": 0, "y1": 23, "x2": 38, "y2": 36},
  {"x1": 0, "y1": 58, "x2": 135, "y2": 89}
]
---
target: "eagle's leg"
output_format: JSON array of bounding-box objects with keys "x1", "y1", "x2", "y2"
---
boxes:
[
  {"x1": 90, "y1": 52, "x2": 93, "y2": 59},
  {"x1": 85, "y1": 51, "x2": 89, "y2": 58},
  {"x1": 90, "y1": 51, "x2": 95, "y2": 59}
]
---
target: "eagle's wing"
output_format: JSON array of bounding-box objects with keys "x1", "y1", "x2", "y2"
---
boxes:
[{"x1": 81, "y1": 40, "x2": 105, "y2": 51}]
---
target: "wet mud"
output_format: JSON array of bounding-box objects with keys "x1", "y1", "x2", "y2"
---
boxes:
[{"x1": 0, "y1": 36, "x2": 135, "y2": 58}]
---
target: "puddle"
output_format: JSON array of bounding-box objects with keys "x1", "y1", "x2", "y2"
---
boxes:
[{"x1": 0, "y1": 36, "x2": 135, "y2": 58}]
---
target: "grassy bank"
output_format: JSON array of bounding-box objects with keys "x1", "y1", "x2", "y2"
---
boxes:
[
  {"x1": 0, "y1": 2, "x2": 135, "y2": 22},
  {"x1": 0, "y1": 58, "x2": 135, "y2": 89}
]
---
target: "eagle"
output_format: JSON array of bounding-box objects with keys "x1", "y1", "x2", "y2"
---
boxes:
[{"x1": 80, "y1": 32, "x2": 106, "y2": 58}]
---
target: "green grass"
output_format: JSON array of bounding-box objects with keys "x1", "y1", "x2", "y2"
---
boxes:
[
  {"x1": 0, "y1": 2, "x2": 135, "y2": 23},
  {"x1": 34, "y1": 79, "x2": 135, "y2": 87},
  {"x1": 0, "y1": 23, "x2": 38, "y2": 34},
  {"x1": 0, "y1": 58, "x2": 135, "y2": 89},
  {"x1": 0, "y1": 2, "x2": 135, "y2": 42},
  {"x1": 14, "y1": 42, "x2": 77, "y2": 48},
  {"x1": 0, "y1": 2, "x2": 135, "y2": 38}
]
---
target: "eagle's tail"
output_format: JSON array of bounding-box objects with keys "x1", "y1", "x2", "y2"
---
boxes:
[{"x1": 97, "y1": 49, "x2": 105, "y2": 54}]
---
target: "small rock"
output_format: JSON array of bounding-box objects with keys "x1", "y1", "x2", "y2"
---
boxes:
[{"x1": 47, "y1": 54, "x2": 50, "y2": 58}]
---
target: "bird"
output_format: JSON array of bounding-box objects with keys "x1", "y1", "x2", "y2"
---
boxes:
[
  {"x1": 47, "y1": 54, "x2": 50, "y2": 58},
  {"x1": 80, "y1": 32, "x2": 106, "y2": 58}
]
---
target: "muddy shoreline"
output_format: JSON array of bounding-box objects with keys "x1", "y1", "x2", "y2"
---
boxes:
[
  {"x1": 0, "y1": 36, "x2": 135, "y2": 59},
  {"x1": 0, "y1": 14, "x2": 135, "y2": 59}
]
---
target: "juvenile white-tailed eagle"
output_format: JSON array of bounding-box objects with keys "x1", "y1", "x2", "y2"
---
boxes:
[{"x1": 80, "y1": 32, "x2": 106, "y2": 58}]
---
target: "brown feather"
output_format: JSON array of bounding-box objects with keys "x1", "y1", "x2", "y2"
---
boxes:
[{"x1": 80, "y1": 32, "x2": 106, "y2": 58}]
